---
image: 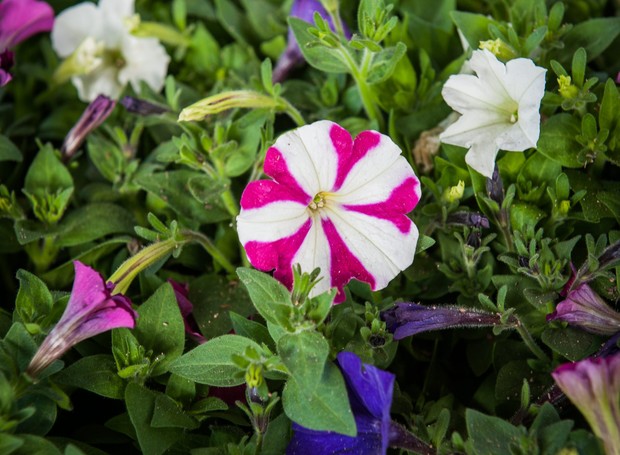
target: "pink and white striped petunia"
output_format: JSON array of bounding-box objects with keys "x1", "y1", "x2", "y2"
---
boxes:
[{"x1": 236, "y1": 120, "x2": 420, "y2": 303}]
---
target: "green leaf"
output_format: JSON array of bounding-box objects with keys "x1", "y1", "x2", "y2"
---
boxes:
[
  {"x1": 541, "y1": 327, "x2": 599, "y2": 361},
  {"x1": 87, "y1": 135, "x2": 124, "y2": 183},
  {"x1": 559, "y1": 17, "x2": 620, "y2": 63},
  {"x1": 367, "y1": 42, "x2": 407, "y2": 84},
  {"x1": 151, "y1": 393, "x2": 199, "y2": 429},
  {"x1": 536, "y1": 113, "x2": 584, "y2": 168},
  {"x1": 236, "y1": 267, "x2": 293, "y2": 327},
  {"x1": 189, "y1": 274, "x2": 254, "y2": 339},
  {"x1": 0, "y1": 433, "x2": 23, "y2": 454},
  {"x1": 289, "y1": 18, "x2": 349, "y2": 74},
  {"x1": 54, "y1": 355, "x2": 125, "y2": 399},
  {"x1": 465, "y1": 409, "x2": 524, "y2": 454},
  {"x1": 230, "y1": 311, "x2": 274, "y2": 350},
  {"x1": 15, "y1": 269, "x2": 54, "y2": 328},
  {"x1": 1, "y1": 323, "x2": 38, "y2": 374},
  {"x1": 134, "y1": 170, "x2": 230, "y2": 225},
  {"x1": 0, "y1": 135, "x2": 22, "y2": 162},
  {"x1": 134, "y1": 283, "x2": 185, "y2": 377},
  {"x1": 450, "y1": 11, "x2": 494, "y2": 49},
  {"x1": 55, "y1": 203, "x2": 135, "y2": 247},
  {"x1": 125, "y1": 383, "x2": 184, "y2": 455},
  {"x1": 7, "y1": 435, "x2": 62, "y2": 455},
  {"x1": 510, "y1": 203, "x2": 546, "y2": 232},
  {"x1": 24, "y1": 145, "x2": 73, "y2": 197},
  {"x1": 282, "y1": 361, "x2": 356, "y2": 436},
  {"x1": 169, "y1": 334, "x2": 260, "y2": 386},
  {"x1": 599, "y1": 78, "x2": 619, "y2": 134},
  {"x1": 278, "y1": 331, "x2": 329, "y2": 391}
]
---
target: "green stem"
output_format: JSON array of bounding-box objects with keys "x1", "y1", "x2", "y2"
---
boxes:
[
  {"x1": 515, "y1": 318, "x2": 549, "y2": 363},
  {"x1": 280, "y1": 98, "x2": 306, "y2": 126},
  {"x1": 181, "y1": 230, "x2": 236, "y2": 274},
  {"x1": 345, "y1": 48, "x2": 384, "y2": 130}
]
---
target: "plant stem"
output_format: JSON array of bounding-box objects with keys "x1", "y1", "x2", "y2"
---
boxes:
[
  {"x1": 514, "y1": 317, "x2": 549, "y2": 363},
  {"x1": 181, "y1": 229, "x2": 236, "y2": 274}
]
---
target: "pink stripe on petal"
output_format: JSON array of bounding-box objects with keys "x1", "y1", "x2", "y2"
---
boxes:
[
  {"x1": 343, "y1": 178, "x2": 420, "y2": 234},
  {"x1": 334, "y1": 129, "x2": 380, "y2": 191},
  {"x1": 240, "y1": 180, "x2": 309, "y2": 209},
  {"x1": 245, "y1": 219, "x2": 313, "y2": 290},
  {"x1": 322, "y1": 218, "x2": 376, "y2": 303},
  {"x1": 264, "y1": 147, "x2": 311, "y2": 198}
]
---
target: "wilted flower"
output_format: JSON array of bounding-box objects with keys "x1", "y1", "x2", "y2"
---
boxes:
[
  {"x1": 552, "y1": 354, "x2": 620, "y2": 455},
  {"x1": 0, "y1": 0, "x2": 54, "y2": 86},
  {"x1": 236, "y1": 120, "x2": 420, "y2": 303},
  {"x1": 547, "y1": 282, "x2": 620, "y2": 336},
  {"x1": 168, "y1": 279, "x2": 206, "y2": 344},
  {"x1": 61, "y1": 94, "x2": 116, "y2": 161},
  {"x1": 27, "y1": 261, "x2": 137, "y2": 378},
  {"x1": 439, "y1": 49, "x2": 546, "y2": 178},
  {"x1": 382, "y1": 302, "x2": 505, "y2": 340},
  {"x1": 51, "y1": 0, "x2": 169, "y2": 102},
  {"x1": 120, "y1": 95, "x2": 169, "y2": 115},
  {"x1": 273, "y1": 0, "x2": 350, "y2": 82}
]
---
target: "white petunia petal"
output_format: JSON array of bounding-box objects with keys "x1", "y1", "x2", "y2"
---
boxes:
[
  {"x1": 71, "y1": 66, "x2": 123, "y2": 102},
  {"x1": 236, "y1": 201, "x2": 310, "y2": 245},
  {"x1": 327, "y1": 207, "x2": 418, "y2": 290},
  {"x1": 442, "y1": 73, "x2": 510, "y2": 115},
  {"x1": 291, "y1": 219, "x2": 331, "y2": 295},
  {"x1": 118, "y1": 35, "x2": 170, "y2": 93},
  {"x1": 272, "y1": 120, "x2": 339, "y2": 196},
  {"x1": 468, "y1": 49, "x2": 514, "y2": 104},
  {"x1": 465, "y1": 140, "x2": 501, "y2": 178},
  {"x1": 52, "y1": 2, "x2": 102, "y2": 57},
  {"x1": 99, "y1": 0, "x2": 134, "y2": 19}
]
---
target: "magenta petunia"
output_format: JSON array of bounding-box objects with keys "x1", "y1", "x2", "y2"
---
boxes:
[
  {"x1": 236, "y1": 120, "x2": 420, "y2": 303},
  {"x1": 27, "y1": 261, "x2": 137, "y2": 378},
  {"x1": 552, "y1": 354, "x2": 620, "y2": 455},
  {"x1": 0, "y1": 0, "x2": 54, "y2": 86}
]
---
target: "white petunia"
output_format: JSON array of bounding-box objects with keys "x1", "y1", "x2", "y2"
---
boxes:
[
  {"x1": 51, "y1": 0, "x2": 169, "y2": 102},
  {"x1": 439, "y1": 49, "x2": 546, "y2": 178}
]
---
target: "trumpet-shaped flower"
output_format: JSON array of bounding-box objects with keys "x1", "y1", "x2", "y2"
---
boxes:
[
  {"x1": 236, "y1": 120, "x2": 420, "y2": 303},
  {"x1": 27, "y1": 261, "x2": 137, "y2": 378},
  {"x1": 552, "y1": 354, "x2": 620, "y2": 455},
  {"x1": 0, "y1": 0, "x2": 54, "y2": 86},
  {"x1": 547, "y1": 282, "x2": 620, "y2": 336},
  {"x1": 439, "y1": 49, "x2": 546, "y2": 178},
  {"x1": 51, "y1": 0, "x2": 169, "y2": 102}
]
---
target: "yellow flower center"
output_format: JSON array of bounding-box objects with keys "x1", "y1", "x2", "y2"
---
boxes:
[{"x1": 308, "y1": 192, "x2": 327, "y2": 211}]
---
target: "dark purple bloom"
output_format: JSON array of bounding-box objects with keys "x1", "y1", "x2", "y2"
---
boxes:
[
  {"x1": 547, "y1": 282, "x2": 620, "y2": 336},
  {"x1": 168, "y1": 279, "x2": 207, "y2": 344},
  {"x1": 382, "y1": 302, "x2": 504, "y2": 340},
  {"x1": 273, "y1": 0, "x2": 350, "y2": 82},
  {"x1": 120, "y1": 96, "x2": 169, "y2": 116},
  {"x1": 0, "y1": 0, "x2": 54, "y2": 86},
  {"x1": 616, "y1": 72, "x2": 620, "y2": 84},
  {"x1": 61, "y1": 94, "x2": 116, "y2": 161},
  {"x1": 552, "y1": 354, "x2": 620, "y2": 455},
  {"x1": 27, "y1": 261, "x2": 137, "y2": 378},
  {"x1": 287, "y1": 351, "x2": 394, "y2": 454}
]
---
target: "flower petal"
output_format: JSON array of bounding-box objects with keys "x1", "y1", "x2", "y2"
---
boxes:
[
  {"x1": 441, "y1": 73, "x2": 510, "y2": 115},
  {"x1": 72, "y1": 66, "x2": 124, "y2": 102},
  {"x1": 290, "y1": 218, "x2": 332, "y2": 295},
  {"x1": 326, "y1": 206, "x2": 418, "y2": 293},
  {"x1": 267, "y1": 120, "x2": 341, "y2": 196},
  {"x1": 118, "y1": 35, "x2": 170, "y2": 94},
  {"x1": 0, "y1": 0, "x2": 54, "y2": 50},
  {"x1": 51, "y1": 2, "x2": 102, "y2": 57},
  {"x1": 99, "y1": 0, "x2": 135, "y2": 20},
  {"x1": 237, "y1": 199, "x2": 310, "y2": 244}
]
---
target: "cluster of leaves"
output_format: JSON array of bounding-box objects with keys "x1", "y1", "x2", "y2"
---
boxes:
[{"x1": 1, "y1": 0, "x2": 620, "y2": 454}]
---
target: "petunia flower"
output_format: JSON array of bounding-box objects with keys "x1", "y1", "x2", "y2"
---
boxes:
[
  {"x1": 288, "y1": 351, "x2": 433, "y2": 455},
  {"x1": 168, "y1": 279, "x2": 207, "y2": 344},
  {"x1": 273, "y1": 0, "x2": 351, "y2": 82},
  {"x1": 547, "y1": 282, "x2": 620, "y2": 336},
  {"x1": 0, "y1": 0, "x2": 54, "y2": 86},
  {"x1": 382, "y1": 302, "x2": 506, "y2": 340},
  {"x1": 552, "y1": 354, "x2": 620, "y2": 455},
  {"x1": 51, "y1": 0, "x2": 169, "y2": 102},
  {"x1": 439, "y1": 49, "x2": 546, "y2": 178},
  {"x1": 27, "y1": 261, "x2": 137, "y2": 378},
  {"x1": 236, "y1": 120, "x2": 420, "y2": 303},
  {"x1": 61, "y1": 94, "x2": 116, "y2": 161}
]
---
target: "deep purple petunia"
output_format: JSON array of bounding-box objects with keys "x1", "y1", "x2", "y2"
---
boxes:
[
  {"x1": 287, "y1": 351, "x2": 394, "y2": 454},
  {"x1": 547, "y1": 282, "x2": 620, "y2": 336},
  {"x1": 236, "y1": 120, "x2": 420, "y2": 303},
  {"x1": 382, "y1": 302, "x2": 504, "y2": 340},
  {"x1": 61, "y1": 94, "x2": 116, "y2": 160},
  {"x1": 168, "y1": 279, "x2": 207, "y2": 344},
  {"x1": 27, "y1": 261, "x2": 137, "y2": 378},
  {"x1": 0, "y1": 0, "x2": 54, "y2": 86}
]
